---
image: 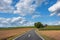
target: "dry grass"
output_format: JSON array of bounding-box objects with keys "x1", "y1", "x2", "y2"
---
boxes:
[
  {"x1": 37, "y1": 30, "x2": 60, "y2": 40},
  {"x1": 0, "y1": 28, "x2": 33, "y2": 40}
]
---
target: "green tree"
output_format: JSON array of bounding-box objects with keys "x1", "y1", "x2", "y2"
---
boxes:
[{"x1": 34, "y1": 22, "x2": 44, "y2": 28}]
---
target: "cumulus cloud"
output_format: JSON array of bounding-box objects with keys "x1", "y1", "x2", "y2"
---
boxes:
[
  {"x1": 48, "y1": 21, "x2": 60, "y2": 25},
  {"x1": 0, "y1": 0, "x2": 14, "y2": 13},
  {"x1": 0, "y1": 0, "x2": 48, "y2": 27},
  {"x1": 32, "y1": 15, "x2": 41, "y2": 19},
  {"x1": 0, "y1": 17, "x2": 34, "y2": 27},
  {"x1": 14, "y1": 0, "x2": 45, "y2": 16},
  {"x1": 48, "y1": 0, "x2": 60, "y2": 16},
  {"x1": 58, "y1": 13, "x2": 60, "y2": 16},
  {"x1": 0, "y1": 17, "x2": 24, "y2": 27},
  {"x1": 0, "y1": 0, "x2": 46, "y2": 16},
  {"x1": 23, "y1": 21, "x2": 34, "y2": 26}
]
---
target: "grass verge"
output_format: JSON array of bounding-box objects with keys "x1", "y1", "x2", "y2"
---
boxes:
[
  {"x1": 39, "y1": 26, "x2": 60, "y2": 30},
  {"x1": 36, "y1": 29, "x2": 56, "y2": 40},
  {"x1": 0, "y1": 27, "x2": 33, "y2": 40},
  {"x1": 0, "y1": 26, "x2": 34, "y2": 30},
  {"x1": 7, "y1": 32, "x2": 25, "y2": 40}
]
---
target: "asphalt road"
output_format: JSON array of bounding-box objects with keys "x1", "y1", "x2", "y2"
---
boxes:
[{"x1": 14, "y1": 29, "x2": 44, "y2": 40}]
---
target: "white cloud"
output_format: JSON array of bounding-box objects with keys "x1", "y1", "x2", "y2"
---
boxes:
[
  {"x1": 32, "y1": 15, "x2": 41, "y2": 19},
  {"x1": 0, "y1": 0, "x2": 46, "y2": 16},
  {"x1": 23, "y1": 21, "x2": 34, "y2": 26},
  {"x1": 0, "y1": 17, "x2": 34, "y2": 27},
  {"x1": 48, "y1": 21, "x2": 60, "y2": 25},
  {"x1": 4, "y1": 0, "x2": 12, "y2": 4},
  {"x1": 0, "y1": 0, "x2": 14, "y2": 13},
  {"x1": 48, "y1": 0, "x2": 60, "y2": 16},
  {"x1": 58, "y1": 13, "x2": 60, "y2": 16},
  {"x1": 50, "y1": 13, "x2": 56, "y2": 16},
  {"x1": 11, "y1": 17, "x2": 24, "y2": 23},
  {"x1": 14, "y1": 0, "x2": 45, "y2": 16},
  {"x1": 53, "y1": 21, "x2": 60, "y2": 25},
  {"x1": 0, "y1": 17, "x2": 24, "y2": 27}
]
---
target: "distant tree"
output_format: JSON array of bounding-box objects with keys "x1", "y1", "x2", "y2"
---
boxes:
[
  {"x1": 44, "y1": 24, "x2": 48, "y2": 27},
  {"x1": 34, "y1": 22, "x2": 44, "y2": 28},
  {"x1": 45, "y1": 24, "x2": 48, "y2": 26}
]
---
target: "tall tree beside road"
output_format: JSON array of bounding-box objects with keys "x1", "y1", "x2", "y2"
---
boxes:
[{"x1": 34, "y1": 22, "x2": 44, "y2": 28}]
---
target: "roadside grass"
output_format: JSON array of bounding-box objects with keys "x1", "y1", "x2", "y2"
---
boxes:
[
  {"x1": 0, "y1": 35, "x2": 18, "y2": 40},
  {"x1": 7, "y1": 28, "x2": 33, "y2": 40},
  {"x1": 36, "y1": 29, "x2": 56, "y2": 40},
  {"x1": 0, "y1": 26, "x2": 34, "y2": 30},
  {"x1": 7, "y1": 35, "x2": 17, "y2": 40},
  {"x1": 0, "y1": 26, "x2": 60, "y2": 40},
  {"x1": 41, "y1": 35, "x2": 54, "y2": 40},
  {"x1": 39, "y1": 26, "x2": 60, "y2": 30},
  {"x1": 0, "y1": 27, "x2": 33, "y2": 40},
  {"x1": 36, "y1": 26, "x2": 60, "y2": 40},
  {"x1": 7, "y1": 31, "x2": 27, "y2": 40},
  {"x1": 38, "y1": 32, "x2": 55, "y2": 40},
  {"x1": 0, "y1": 31, "x2": 26, "y2": 40}
]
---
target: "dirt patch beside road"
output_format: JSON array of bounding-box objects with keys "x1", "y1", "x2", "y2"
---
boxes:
[
  {"x1": 0, "y1": 28, "x2": 33, "y2": 40},
  {"x1": 37, "y1": 30, "x2": 60, "y2": 40}
]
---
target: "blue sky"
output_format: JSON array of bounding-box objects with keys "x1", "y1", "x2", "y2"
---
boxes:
[{"x1": 0, "y1": 0, "x2": 60, "y2": 27}]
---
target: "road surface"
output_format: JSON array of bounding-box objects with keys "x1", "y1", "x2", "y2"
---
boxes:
[{"x1": 14, "y1": 29, "x2": 44, "y2": 40}]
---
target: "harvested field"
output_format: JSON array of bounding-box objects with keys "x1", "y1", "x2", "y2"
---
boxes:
[
  {"x1": 38, "y1": 30, "x2": 60, "y2": 40},
  {"x1": 0, "y1": 28, "x2": 33, "y2": 40}
]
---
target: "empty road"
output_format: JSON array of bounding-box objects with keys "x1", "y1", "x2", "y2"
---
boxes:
[{"x1": 14, "y1": 29, "x2": 44, "y2": 40}]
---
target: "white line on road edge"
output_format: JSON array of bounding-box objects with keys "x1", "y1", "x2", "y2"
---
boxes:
[
  {"x1": 35, "y1": 31, "x2": 45, "y2": 40},
  {"x1": 13, "y1": 29, "x2": 33, "y2": 40}
]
